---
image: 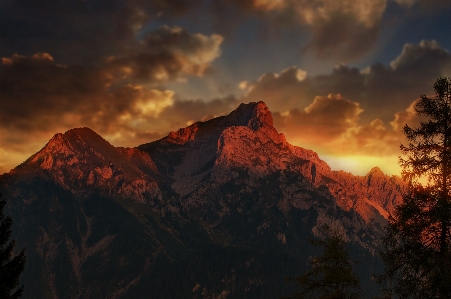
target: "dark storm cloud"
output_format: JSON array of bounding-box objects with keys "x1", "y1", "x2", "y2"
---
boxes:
[
  {"x1": 304, "y1": 11, "x2": 381, "y2": 60},
  {"x1": 0, "y1": 0, "x2": 412, "y2": 64},
  {"x1": 221, "y1": 0, "x2": 387, "y2": 60},
  {"x1": 242, "y1": 40, "x2": 451, "y2": 123},
  {"x1": 221, "y1": 0, "x2": 449, "y2": 61},
  {"x1": 0, "y1": 19, "x2": 224, "y2": 131},
  {"x1": 0, "y1": 53, "x2": 109, "y2": 131},
  {"x1": 0, "y1": 0, "x2": 204, "y2": 64},
  {"x1": 0, "y1": 0, "x2": 137, "y2": 63}
]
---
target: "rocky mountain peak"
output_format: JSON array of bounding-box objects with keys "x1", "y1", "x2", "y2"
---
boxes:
[
  {"x1": 232, "y1": 101, "x2": 273, "y2": 129},
  {"x1": 367, "y1": 166, "x2": 385, "y2": 177},
  {"x1": 63, "y1": 127, "x2": 106, "y2": 144},
  {"x1": 22, "y1": 127, "x2": 123, "y2": 169},
  {"x1": 12, "y1": 127, "x2": 162, "y2": 203},
  {"x1": 163, "y1": 101, "x2": 275, "y2": 146},
  {"x1": 365, "y1": 166, "x2": 388, "y2": 187}
]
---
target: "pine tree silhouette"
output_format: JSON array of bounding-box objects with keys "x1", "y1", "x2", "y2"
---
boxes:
[{"x1": 0, "y1": 193, "x2": 26, "y2": 299}]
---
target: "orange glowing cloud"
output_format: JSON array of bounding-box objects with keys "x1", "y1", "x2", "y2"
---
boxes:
[{"x1": 273, "y1": 94, "x2": 362, "y2": 145}]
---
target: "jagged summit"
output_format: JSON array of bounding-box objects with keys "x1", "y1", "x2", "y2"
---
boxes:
[
  {"x1": 228, "y1": 101, "x2": 273, "y2": 129},
  {"x1": 367, "y1": 166, "x2": 385, "y2": 176},
  {"x1": 47, "y1": 127, "x2": 115, "y2": 156},
  {"x1": 365, "y1": 166, "x2": 393, "y2": 187},
  {"x1": 157, "y1": 101, "x2": 279, "y2": 146}
]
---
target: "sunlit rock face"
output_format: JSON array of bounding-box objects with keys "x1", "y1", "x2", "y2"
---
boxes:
[
  {"x1": 12, "y1": 127, "x2": 162, "y2": 204},
  {"x1": 0, "y1": 101, "x2": 407, "y2": 299},
  {"x1": 141, "y1": 101, "x2": 406, "y2": 245},
  {"x1": 139, "y1": 101, "x2": 288, "y2": 197}
]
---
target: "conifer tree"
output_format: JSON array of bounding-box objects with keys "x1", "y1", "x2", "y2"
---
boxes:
[
  {"x1": 380, "y1": 77, "x2": 451, "y2": 299},
  {"x1": 284, "y1": 225, "x2": 361, "y2": 299},
  {"x1": 0, "y1": 193, "x2": 26, "y2": 299}
]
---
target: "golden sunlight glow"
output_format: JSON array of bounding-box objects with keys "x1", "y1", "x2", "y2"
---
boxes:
[
  {"x1": 134, "y1": 88, "x2": 174, "y2": 117},
  {"x1": 103, "y1": 131, "x2": 125, "y2": 145},
  {"x1": 321, "y1": 154, "x2": 401, "y2": 176},
  {"x1": 0, "y1": 147, "x2": 35, "y2": 174}
]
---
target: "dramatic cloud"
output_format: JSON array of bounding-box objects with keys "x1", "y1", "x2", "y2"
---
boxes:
[
  {"x1": 271, "y1": 93, "x2": 395, "y2": 156},
  {"x1": 2, "y1": 0, "x2": 445, "y2": 65},
  {"x1": 251, "y1": 0, "x2": 286, "y2": 11},
  {"x1": 0, "y1": 0, "x2": 138, "y2": 63},
  {"x1": 229, "y1": 0, "x2": 450, "y2": 60},
  {"x1": 271, "y1": 93, "x2": 421, "y2": 170},
  {"x1": 242, "y1": 40, "x2": 451, "y2": 123},
  {"x1": 389, "y1": 98, "x2": 422, "y2": 132},
  {"x1": 228, "y1": 0, "x2": 386, "y2": 60},
  {"x1": 109, "y1": 26, "x2": 223, "y2": 82},
  {"x1": 0, "y1": 53, "x2": 111, "y2": 132},
  {"x1": 295, "y1": 0, "x2": 386, "y2": 60},
  {"x1": 273, "y1": 94, "x2": 363, "y2": 145},
  {"x1": 1, "y1": 23, "x2": 224, "y2": 129}
]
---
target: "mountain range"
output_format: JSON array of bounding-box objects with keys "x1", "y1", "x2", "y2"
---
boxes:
[{"x1": 0, "y1": 101, "x2": 406, "y2": 298}]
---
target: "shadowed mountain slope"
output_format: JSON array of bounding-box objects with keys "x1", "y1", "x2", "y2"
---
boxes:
[{"x1": 0, "y1": 102, "x2": 406, "y2": 298}]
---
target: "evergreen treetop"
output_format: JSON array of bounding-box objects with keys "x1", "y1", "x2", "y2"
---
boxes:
[
  {"x1": 284, "y1": 225, "x2": 361, "y2": 299},
  {"x1": 0, "y1": 193, "x2": 26, "y2": 299},
  {"x1": 380, "y1": 77, "x2": 451, "y2": 299}
]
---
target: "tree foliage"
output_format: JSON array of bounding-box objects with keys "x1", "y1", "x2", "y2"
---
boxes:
[
  {"x1": 0, "y1": 193, "x2": 26, "y2": 299},
  {"x1": 380, "y1": 77, "x2": 451, "y2": 299},
  {"x1": 284, "y1": 225, "x2": 361, "y2": 299}
]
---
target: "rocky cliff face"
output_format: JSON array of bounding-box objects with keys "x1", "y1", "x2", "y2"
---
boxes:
[{"x1": 0, "y1": 101, "x2": 406, "y2": 299}]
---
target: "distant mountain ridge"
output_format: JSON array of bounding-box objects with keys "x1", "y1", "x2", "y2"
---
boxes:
[
  {"x1": 1, "y1": 101, "x2": 406, "y2": 298},
  {"x1": 12, "y1": 127, "x2": 162, "y2": 203}
]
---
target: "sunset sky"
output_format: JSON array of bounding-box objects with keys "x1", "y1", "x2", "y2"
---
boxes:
[{"x1": 1, "y1": 0, "x2": 451, "y2": 176}]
